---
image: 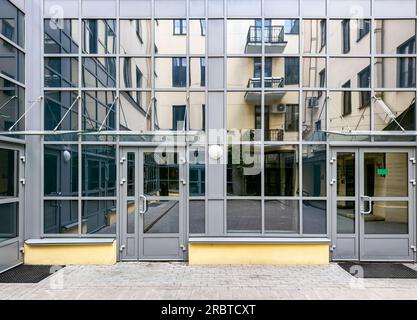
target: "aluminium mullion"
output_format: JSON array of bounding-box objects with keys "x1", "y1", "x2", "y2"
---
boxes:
[
  {"x1": 299, "y1": 0, "x2": 303, "y2": 235},
  {"x1": 222, "y1": 0, "x2": 227, "y2": 236},
  {"x1": 261, "y1": 0, "x2": 265, "y2": 236},
  {"x1": 78, "y1": 0, "x2": 82, "y2": 238}
]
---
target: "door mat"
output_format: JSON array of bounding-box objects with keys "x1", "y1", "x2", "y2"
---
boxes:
[
  {"x1": 0, "y1": 265, "x2": 64, "y2": 283},
  {"x1": 338, "y1": 262, "x2": 417, "y2": 279}
]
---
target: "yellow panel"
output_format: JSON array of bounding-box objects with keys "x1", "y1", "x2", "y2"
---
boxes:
[
  {"x1": 24, "y1": 242, "x2": 117, "y2": 265},
  {"x1": 188, "y1": 243, "x2": 329, "y2": 265}
]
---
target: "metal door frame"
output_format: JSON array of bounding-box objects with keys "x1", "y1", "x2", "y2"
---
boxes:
[
  {"x1": 331, "y1": 147, "x2": 416, "y2": 262},
  {"x1": 119, "y1": 146, "x2": 187, "y2": 261},
  {"x1": 0, "y1": 143, "x2": 25, "y2": 273}
]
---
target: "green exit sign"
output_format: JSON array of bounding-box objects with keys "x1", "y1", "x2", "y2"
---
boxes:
[{"x1": 377, "y1": 168, "x2": 388, "y2": 176}]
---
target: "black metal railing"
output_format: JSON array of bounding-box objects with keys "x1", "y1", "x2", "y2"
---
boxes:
[
  {"x1": 246, "y1": 26, "x2": 285, "y2": 44},
  {"x1": 247, "y1": 77, "x2": 284, "y2": 89}
]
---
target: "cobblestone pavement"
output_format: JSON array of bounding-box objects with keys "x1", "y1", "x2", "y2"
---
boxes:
[{"x1": 1, "y1": 262, "x2": 417, "y2": 300}]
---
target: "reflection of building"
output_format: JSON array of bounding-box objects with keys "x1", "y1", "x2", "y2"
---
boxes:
[{"x1": 0, "y1": 0, "x2": 417, "y2": 271}]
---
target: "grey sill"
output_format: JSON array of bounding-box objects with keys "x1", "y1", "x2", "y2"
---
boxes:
[
  {"x1": 188, "y1": 237, "x2": 331, "y2": 244},
  {"x1": 25, "y1": 238, "x2": 115, "y2": 246}
]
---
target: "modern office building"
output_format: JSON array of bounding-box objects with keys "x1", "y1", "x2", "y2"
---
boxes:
[{"x1": 0, "y1": 0, "x2": 416, "y2": 272}]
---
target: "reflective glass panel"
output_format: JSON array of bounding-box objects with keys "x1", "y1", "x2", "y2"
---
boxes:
[
  {"x1": 120, "y1": 91, "x2": 153, "y2": 131},
  {"x1": 227, "y1": 200, "x2": 261, "y2": 233},
  {"x1": 190, "y1": 19, "x2": 206, "y2": 54},
  {"x1": 0, "y1": 79, "x2": 25, "y2": 133},
  {"x1": 303, "y1": 200, "x2": 326, "y2": 234},
  {"x1": 82, "y1": 200, "x2": 117, "y2": 235},
  {"x1": 82, "y1": 19, "x2": 116, "y2": 54},
  {"x1": 0, "y1": 202, "x2": 18, "y2": 241},
  {"x1": 144, "y1": 200, "x2": 179, "y2": 233},
  {"x1": 154, "y1": 92, "x2": 187, "y2": 130},
  {"x1": 44, "y1": 57, "x2": 78, "y2": 88},
  {"x1": 264, "y1": 145, "x2": 298, "y2": 196},
  {"x1": 302, "y1": 91, "x2": 326, "y2": 141},
  {"x1": 189, "y1": 200, "x2": 205, "y2": 234},
  {"x1": 329, "y1": 19, "x2": 371, "y2": 55},
  {"x1": 375, "y1": 58, "x2": 416, "y2": 89},
  {"x1": 364, "y1": 201, "x2": 408, "y2": 235},
  {"x1": 337, "y1": 152, "x2": 355, "y2": 197},
  {"x1": 44, "y1": 145, "x2": 78, "y2": 197},
  {"x1": 337, "y1": 200, "x2": 355, "y2": 234},
  {"x1": 0, "y1": 149, "x2": 17, "y2": 198},
  {"x1": 363, "y1": 152, "x2": 408, "y2": 197},
  {"x1": 302, "y1": 145, "x2": 326, "y2": 197},
  {"x1": 44, "y1": 19, "x2": 79, "y2": 54},
  {"x1": 155, "y1": 19, "x2": 186, "y2": 54},
  {"x1": 82, "y1": 57, "x2": 116, "y2": 88},
  {"x1": 44, "y1": 200, "x2": 78, "y2": 234},
  {"x1": 189, "y1": 148, "x2": 205, "y2": 196},
  {"x1": 265, "y1": 200, "x2": 299, "y2": 233},
  {"x1": 120, "y1": 20, "x2": 152, "y2": 55},
  {"x1": 120, "y1": 58, "x2": 152, "y2": 89},
  {"x1": 303, "y1": 19, "x2": 326, "y2": 54},
  {"x1": 0, "y1": 1, "x2": 24, "y2": 47},
  {"x1": 375, "y1": 20, "x2": 415, "y2": 55},
  {"x1": 0, "y1": 38, "x2": 25, "y2": 83},
  {"x1": 303, "y1": 58, "x2": 326, "y2": 88}
]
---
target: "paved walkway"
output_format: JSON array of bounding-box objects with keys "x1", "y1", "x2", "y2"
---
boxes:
[{"x1": 1, "y1": 262, "x2": 417, "y2": 300}]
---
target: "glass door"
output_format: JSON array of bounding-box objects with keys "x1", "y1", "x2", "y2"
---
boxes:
[
  {"x1": 0, "y1": 145, "x2": 24, "y2": 273},
  {"x1": 359, "y1": 149, "x2": 415, "y2": 261},
  {"x1": 120, "y1": 147, "x2": 187, "y2": 261},
  {"x1": 331, "y1": 148, "x2": 415, "y2": 261}
]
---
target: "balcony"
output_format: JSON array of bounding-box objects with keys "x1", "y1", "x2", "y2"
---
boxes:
[
  {"x1": 245, "y1": 26, "x2": 287, "y2": 54},
  {"x1": 244, "y1": 77, "x2": 285, "y2": 104}
]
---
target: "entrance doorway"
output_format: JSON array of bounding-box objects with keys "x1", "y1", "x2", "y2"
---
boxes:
[
  {"x1": 331, "y1": 148, "x2": 415, "y2": 261},
  {"x1": 0, "y1": 144, "x2": 24, "y2": 273},
  {"x1": 119, "y1": 147, "x2": 187, "y2": 260}
]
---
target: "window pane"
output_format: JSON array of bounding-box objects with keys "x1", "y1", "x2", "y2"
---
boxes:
[
  {"x1": 264, "y1": 145, "x2": 298, "y2": 196},
  {"x1": 82, "y1": 200, "x2": 116, "y2": 235},
  {"x1": 120, "y1": 57, "x2": 152, "y2": 89},
  {"x1": 82, "y1": 57, "x2": 116, "y2": 88},
  {"x1": 337, "y1": 152, "x2": 355, "y2": 197},
  {"x1": 303, "y1": 200, "x2": 326, "y2": 234},
  {"x1": 120, "y1": 19, "x2": 152, "y2": 55},
  {"x1": 44, "y1": 19, "x2": 79, "y2": 54},
  {"x1": 144, "y1": 200, "x2": 179, "y2": 233},
  {"x1": 0, "y1": 149, "x2": 18, "y2": 198},
  {"x1": 374, "y1": 91, "x2": 415, "y2": 139},
  {"x1": 303, "y1": 19, "x2": 326, "y2": 54},
  {"x1": 44, "y1": 91, "x2": 79, "y2": 141},
  {"x1": 337, "y1": 201, "x2": 355, "y2": 234},
  {"x1": 375, "y1": 20, "x2": 415, "y2": 55},
  {"x1": 265, "y1": 92, "x2": 299, "y2": 141},
  {"x1": 0, "y1": 1, "x2": 24, "y2": 47},
  {"x1": 265, "y1": 200, "x2": 299, "y2": 233},
  {"x1": 227, "y1": 91, "x2": 262, "y2": 141},
  {"x1": 329, "y1": 58, "x2": 371, "y2": 88},
  {"x1": 154, "y1": 92, "x2": 187, "y2": 130},
  {"x1": 144, "y1": 152, "x2": 179, "y2": 197},
  {"x1": 364, "y1": 152, "x2": 408, "y2": 197},
  {"x1": 189, "y1": 92, "x2": 205, "y2": 131},
  {"x1": 364, "y1": 201, "x2": 408, "y2": 235},
  {"x1": 44, "y1": 57, "x2": 78, "y2": 88},
  {"x1": 190, "y1": 57, "x2": 205, "y2": 88},
  {"x1": 82, "y1": 91, "x2": 117, "y2": 141},
  {"x1": 82, "y1": 19, "x2": 116, "y2": 54},
  {"x1": 44, "y1": 145, "x2": 78, "y2": 197},
  {"x1": 155, "y1": 20, "x2": 186, "y2": 54},
  {"x1": 302, "y1": 91, "x2": 327, "y2": 141},
  {"x1": 0, "y1": 80, "x2": 25, "y2": 133},
  {"x1": 155, "y1": 57, "x2": 187, "y2": 88},
  {"x1": 127, "y1": 152, "x2": 135, "y2": 197},
  {"x1": 82, "y1": 145, "x2": 116, "y2": 197},
  {"x1": 189, "y1": 200, "x2": 205, "y2": 234},
  {"x1": 329, "y1": 19, "x2": 370, "y2": 55},
  {"x1": 120, "y1": 91, "x2": 153, "y2": 131},
  {"x1": 303, "y1": 58, "x2": 326, "y2": 88},
  {"x1": 302, "y1": 145, "x2": 326, "y2": 197},
  {"x1": 190, "y1": 19, "x2": 206, "y2": 54},
  {"x1": 227, "y1": 145, "x2": 261, "y2": 196},
  {"x1": 0, "y1": 202, "x2": 18, "y2": 241},
  {"x1": 0, "y1": 38, "x2": 25, "y2": 83},
  {"x1": 227, "y1": 200, "x2": 261, "y2": 233},
  {"x1": 44, "y1": 200, "x2": 78, "y2": 234},
  {"x1": 375, "y1": 57, "x2": 416, "y2": 88},
  {"x1": 189, "y1": 148, "x2": 205, "y2": 196}
]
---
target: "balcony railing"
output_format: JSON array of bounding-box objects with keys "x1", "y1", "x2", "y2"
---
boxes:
[
  {"x1": 246, "y1": 26, "x2": 285, "y2": 45},
  {"x1": 247, "y1": 77, "x2": 285, "y2": 89}
]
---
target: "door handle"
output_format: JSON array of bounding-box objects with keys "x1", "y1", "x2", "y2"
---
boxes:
[
  {"x1": 139, "y1": 195, "x2": 148, "y2": 214},
  {"x1": 360, "y1": 195, "x2": 372, "y2": 215}
]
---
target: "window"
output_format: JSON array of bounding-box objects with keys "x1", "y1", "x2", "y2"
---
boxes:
[
  {"x1": 342, "y1": 20, "x2": 350, "y2": 53},
  {"x1": 172, "y1": 105, "x2": 186, "y2": 130},
  {"x1": 285, "y1": 19, "x2": 299, "y2": 34},
  {"x1": 398, "y1": 37, "x2": 416, "y2": 88},
  {"x1": 173, "y1": 19, "x2": 187, "y2": 35},
  {"x1": 172, "y1": 57, "x2": 187, "y2": 87},
  {"x1": 320, "y1": 19, "x2": 326, "y2": 50},
  {"x1": 285, "y1": 104, "x2": 299, "y2": 132},
  {"x1": 200, "y1": 19, "x2": 206, "y2": 36},
  {"x1": 358, "y1": 65, "x2": 371, "y2": 107},
  {"x1": 200, "y1": 58, "x2": 205, "y2": 87},
  {"x1": 284, "y1": 57, "x2": 299, "y2": 85},
  {"x1": 357, "y1": 19, "x2": 370, "y2": 41},
  {"x1": 342, "y1": 81, "x2": 351, "y2": 116}
]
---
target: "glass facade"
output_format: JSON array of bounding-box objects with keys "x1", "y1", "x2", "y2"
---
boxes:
[{"x1": 37, "y1": 0, "x2": 417, "y2": 242}]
